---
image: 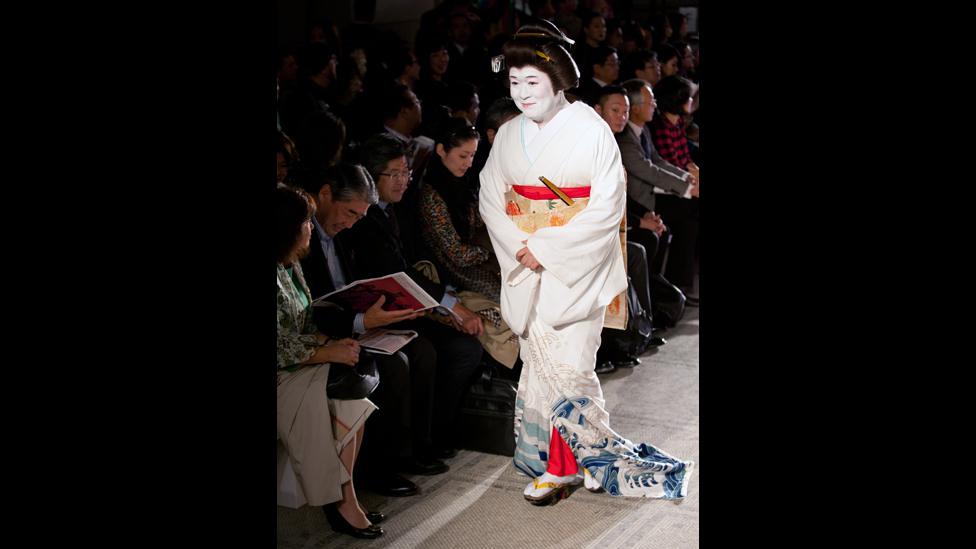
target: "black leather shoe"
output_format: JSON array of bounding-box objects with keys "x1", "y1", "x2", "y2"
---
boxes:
[
  {"x1": 432, "y1": 446, "x2": 458, "y2": 460},
  {"x1": 323, "y1": 503, "x2": 384, "y2": 539},
  {"x1": 648, "y1": 336, "x2": 667, "y2": 347},
  {"x1": 595, "y1": 361, "x2": 616, "y2": 374},
  {"x1": 613, "y1": 356, "x2": 641, "y2": 368},
  {"x1": 362, "y1": 509, "x2": 385, "y2": 524},
  {"x1": 400, "y1": 457, "x2": 449, "y2": 476},
  {"x1": 364, "y1": 472, "x2": 418, "y2": 497}
]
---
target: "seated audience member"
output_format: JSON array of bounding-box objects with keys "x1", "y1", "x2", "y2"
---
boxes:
[
  {"x1": 391, "y1": 48, "x2": 421, "y2": 92},
  {"x1": 573, "y1": 45, "x2": 619, "y2": 105},
  {"x1": 277, "y1": 130, "x2": 300, "y2": 188},
  {"x1": 377, "y1": 83, "x2": 437, "y2": 262},
  {"x1": 654, "y1": 43, "x2": 681, "y2": 80},
  {"x1": 415, "y1": 40, "x2": 451, "y2": 112},
  {"x1": 620, "y1": 49, "x2": 661, "y2": 87},
  {"x1": 445, "y1": 80, "x2": 481, "y2": 126},
  {"x1": 275, "y1": 186, "x2": 383, "y2": 539},
  {"x1": 419, "y1": 118, "x2": 499, "y2": 301},
  {"x1": 293, "y1": 110, "x2": 347, "y2": 176},
  {"x1": 635, "y1": 76, "x2": 700, "y2": 303},
  {"x1": 349, "y1": 133, "x2": 486, "y2": 455},
  {"x1": 297, "y1": 164, "x2": 451, "y2": 493},
  {"x1": 470, "y1": 97, "x2": 521, "y2": 181},
  {"x1": 573, "y1": 11, "x2": 606, "y2": 73},
  {"x1": 591, "y1": 86, "x2": 666, "y2": 373},
  {"x1": 279, "y1": 42, "x2": 339, "y2": 137}
]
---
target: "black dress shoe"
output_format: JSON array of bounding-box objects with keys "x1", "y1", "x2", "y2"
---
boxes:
[
  {"x1": 595, "y1": 361, "x2": 616, "y2": 374},
  {"x1": 322, "y1": 503, "x2": 384, "y2": 539},
  {"x1": 364, "y1": 472, "x2": 418, "y2": 497},
  {"x1": 432, "y1": 446, "x2": 458, "y2": 460},
  {"x1": 647, "y1": 336, "x2": 667, "y2": 347},
  {"x1": 361, "y1": 508, "x2": 385, "y2": 524},
  {"x1": 400, "y1": 457, "x2": 449, "y2": 476},
  {"x1": 613, "y1": 356, "x2": 641, "y2": 368}
]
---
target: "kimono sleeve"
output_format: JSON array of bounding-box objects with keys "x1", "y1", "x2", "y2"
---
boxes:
[{"x1": 526, "y1": 123, "x2": 626, "y2": 289}]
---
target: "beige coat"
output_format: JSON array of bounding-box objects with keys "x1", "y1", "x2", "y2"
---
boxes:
[
  {"x1": 277, "y1": 362, "x2": 343, "y2": 507},
  {"x1": 277, "y1": 262, "x2": 344, "y2": 507}
]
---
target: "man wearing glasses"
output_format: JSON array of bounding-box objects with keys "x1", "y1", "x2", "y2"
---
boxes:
[
  {"x1": 379, "y1": 83, "x2": 438, "y2": 262},
  {"x1": 347, "y1": 133, "x2": 486, "y2": 464}
]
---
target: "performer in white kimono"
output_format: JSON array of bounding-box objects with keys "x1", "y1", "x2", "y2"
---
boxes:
[{"x1": 479, "y1": 21, "x2": 694, "y2": 504}]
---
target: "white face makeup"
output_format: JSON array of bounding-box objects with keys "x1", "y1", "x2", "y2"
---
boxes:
[{"x1": 509, "y1": 66, "x2": 565, "y2": 125}]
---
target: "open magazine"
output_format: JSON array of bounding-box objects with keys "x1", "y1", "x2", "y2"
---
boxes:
[
  {"x1": 313, "y1": 271, "x2": 439, "y2": 312},
  {"x1": 358, "y1": 329, "x2": 418, "y2": 355}
]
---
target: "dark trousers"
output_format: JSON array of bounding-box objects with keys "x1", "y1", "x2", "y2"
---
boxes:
[
  {"x1": 653, "y1": 195, "x2": 699, "y2": 290},
  {"x1": 358, "y1": 334, "x2": 438, "y2": 472},
  {"x1": 626, "y1": 241, "x2": 653, "y2": 318},
  {"x1": 408, "y1": 317, "x2": 483, "y2": 451},
  {"x1": 628, "y1": 225, "x2": 667, "y2": 275}
]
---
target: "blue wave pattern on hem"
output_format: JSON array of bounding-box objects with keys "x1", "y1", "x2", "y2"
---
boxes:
[{"x1": 522, "y1": 396, "x2": 694, "y2": 499}]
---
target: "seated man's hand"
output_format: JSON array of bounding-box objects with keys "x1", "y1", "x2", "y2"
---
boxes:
[
  {"x1": 640, "y1": 211, "x2": 666, "y2": 236},
  {"x1": 363, "y1": 295, "x2": 420, "y2": 329}
]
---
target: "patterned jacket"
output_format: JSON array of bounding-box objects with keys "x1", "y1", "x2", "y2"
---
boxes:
[{"x1": 277, "y1": 262, "x2": 320, "y2": 371}]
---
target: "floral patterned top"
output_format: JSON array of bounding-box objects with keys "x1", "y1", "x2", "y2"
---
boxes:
[
  {"x1": 419, "y1": 184, "x2": 501, "y2": 301},
  {"x1": 277, "y1": 261, "x2": 321, "y2": 371}
]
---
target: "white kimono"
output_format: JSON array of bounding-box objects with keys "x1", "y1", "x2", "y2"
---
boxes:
[{"x1": 479, "y1": 102, "x2": 693, "y2": 499}]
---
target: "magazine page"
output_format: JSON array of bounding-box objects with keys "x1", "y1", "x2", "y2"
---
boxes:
[
  {"x1": 313, "y1": 271, "x2": 439, "y2": 312},
  {"x1": 358, "y1": 329, "x2": 418, "y2": 355}
]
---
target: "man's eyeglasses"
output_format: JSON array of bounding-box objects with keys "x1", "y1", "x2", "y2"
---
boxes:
[{"x1": 380, "y1": 170, "x2": 412, "y2": 181}]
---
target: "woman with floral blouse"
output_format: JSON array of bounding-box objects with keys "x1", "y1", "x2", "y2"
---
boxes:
[{"x1": 275, "y1": 186, "x2": 385, "y2": 540}]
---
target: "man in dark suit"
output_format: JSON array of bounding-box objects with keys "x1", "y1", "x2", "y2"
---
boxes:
[
  {"x1": 298, "y1": 164, "x2": 449, "y2": 499},
  {"x1": 348, "y1": 133, "x2": 485, "y2": 457},
  {"x1": 571, "y1": 46, "x2": 620, "y2": 106},
  {"x1": 618, "y1": 79, "x2": 699, "y2": 305},
  {"x1": 379, "y1": 83, "x2": 437, "y2": 264}
]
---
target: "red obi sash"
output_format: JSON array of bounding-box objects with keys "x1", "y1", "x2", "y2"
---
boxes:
[{"x1": 511, "y1": 185, "x2": 591, "y2": 200}]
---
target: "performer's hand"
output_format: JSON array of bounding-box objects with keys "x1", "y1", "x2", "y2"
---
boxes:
[
  {"x1": 690, "y1": 182, "x2": 699, "y2": 198},
  {"x1": 687, "y1": 163, "x2": 700, "y2": 183},
  {"x1": 450, "y1": 302, "x2": 484, "y2": 336},
  {"x1": 363, "y1": 295, "x2": 420, "y2": 329},
  {"x1": 516, "y1": 243, "x2": 542, "y2": 271}
]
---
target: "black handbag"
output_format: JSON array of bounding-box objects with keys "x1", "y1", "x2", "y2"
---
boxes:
[
  {"x1": 326, "y1": 355, "x2": 380, "y2": 400},
  {"x1": 598, "y1": 275, "x2": 655, "y2": 360},
  {"x1": 455, "y1": 362, "x2": 517, "y2": 456}
]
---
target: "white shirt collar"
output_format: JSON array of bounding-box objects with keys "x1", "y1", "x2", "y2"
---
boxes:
[{"x1": 627, "y1": 120, "x2": 644, "y2": 140}]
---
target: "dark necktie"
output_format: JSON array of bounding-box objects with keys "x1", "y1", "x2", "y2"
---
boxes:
[
  {"x1": 639, "y1": 129, "x2": 653, "y2": 159},
  {"x1": 385, "y1": 204, "x2": 400, "y2": 240}
]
